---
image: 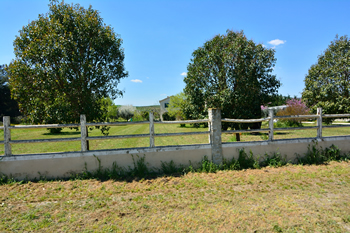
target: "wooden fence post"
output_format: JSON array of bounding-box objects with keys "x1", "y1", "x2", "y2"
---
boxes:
[
  {"x1": 3, "y1": 116, "x2": 12, "y2": 156},
  {"x1": 149, "y1": 111, "x2": 155, "y2": 147},
  {"x1": 208, "y1": 108, "x2": 223, "y2": 164},
  {"x1": 317, "y1": 108, "x2": 322, "y2": 139},
  {"x1": 268, "y1": 109, "x2": 274, "y2": 141},
  {"x1": 80, "y1": 114, "x2": 87, "y2": 152}
]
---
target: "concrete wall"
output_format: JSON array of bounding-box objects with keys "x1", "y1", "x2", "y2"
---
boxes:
[{"x1": 1, "y1": 136, "x2": 349, "y2": 180}]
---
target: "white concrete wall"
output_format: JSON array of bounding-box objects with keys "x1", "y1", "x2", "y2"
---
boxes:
[{"x1": 1, "y1": 136, "x2": 350, "y2": 180}]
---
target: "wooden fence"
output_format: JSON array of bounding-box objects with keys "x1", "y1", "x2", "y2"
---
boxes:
[{"x1": 1, "y1": 108, "x2": 350, "y2": 158}]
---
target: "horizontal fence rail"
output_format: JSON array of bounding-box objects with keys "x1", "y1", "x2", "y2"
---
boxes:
[
  {"x1": 1, "y1": 107, "x2": 350, "y2": 157},
  {"x1": 6, "y1": 123, "x2": 80, "y2": 129},
  {"x1": 9, "y1": 138, "x2": 81, "y2": 144},
  {"x1": 323, "y1": 114, "x2": 350, "y2": 118},
  {"x1": 222, "y1": 128, "x2": 270, "y2": 134},
  {"x1": 155, "y1": 119, "x2": 209, "y2": 124},
  {"x1": 274, "y1": 115, "x2": 318, "y2": 119}
]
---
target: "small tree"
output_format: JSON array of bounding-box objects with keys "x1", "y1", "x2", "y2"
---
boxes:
[
  {"x1": 276, "y1": 98, "x2": 310, "y2": 127},
  {"x1": 302, "y1": 35, "x2": 350, "y2": 121},
  {"x1": 118, "y1": 105, "x2": 136, "y2": 121},
  {"x1": 99, "y1": 97, "x2": 118, "y2": 122},
  {"x1": 168, "y1": 92, "x2": 187, "y2": 120}
]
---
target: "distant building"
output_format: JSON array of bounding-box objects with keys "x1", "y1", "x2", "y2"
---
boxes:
[{"x1": 159, "y1": 96, "x2": 171, "y2": 121}]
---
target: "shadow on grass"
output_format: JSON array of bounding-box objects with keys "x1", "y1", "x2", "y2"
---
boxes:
[
  {"x1": 43, "y1": 131, "x2": 81, "y2": 136},
  {"x1": 274, "y1": 132, "x2": 290, "y2": 135}
]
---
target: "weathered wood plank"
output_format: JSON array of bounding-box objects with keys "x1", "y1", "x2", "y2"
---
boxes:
[
  {"x1": 223, "y1": 128, "x2": 270, "y2": 134},
  {"x1": 10, "y1": 137, "x2": 81, "y2": 144},
  {"x1": 222, "y1": 117, "x2": 271, "y2": 123},
  {"x1": 323, "y1": 125, "x2": 350, "y2": 128},
  {"x1": 155, "y1": 131, "x2": 209, "y2": 137},
  {"x1": 80, "y1": 115, "x2": 87, "y2": 152},
  {"x1": 317, "y1": 108, "x2": 322, "y2": 138},
  {"x1": 323, "y1": 114, "x2": 350, "y2": 118},
  {"x1": 156, "y1": 119, "x2": 209, "y2": 124},
  {"x1": 269, "y1": 109, "x2": 274, "y2": 141},
  {"x1": 4, "y1": 116, "x2": 11, "y2": 156},
  {"x1": 274, "y1": 115, "x2": 317, "y2": 119},
  {"x1": 149, "y1": 112, "x2": 155, "y2": 147},
  {"x1": 9, "y1": 123, "x2": 79, "y2": 129}
]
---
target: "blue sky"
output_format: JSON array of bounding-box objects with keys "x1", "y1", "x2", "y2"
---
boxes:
[{"x1": 1, "y1": 0, "x2": 349, "y2": 106}]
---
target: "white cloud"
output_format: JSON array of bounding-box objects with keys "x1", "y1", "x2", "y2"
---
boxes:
[
  {"x1": 131, "y1": 79, "x2": 142, "y2": 83},
  {"x1": 181, "y1": 72, "x2": 187, "y2": 76},
  {"x1": 146, "y1": 77, "x2": 149, "y2": 79},
  {"x1": 268, "y1": 39, "x2": 286, "y2": 46}
]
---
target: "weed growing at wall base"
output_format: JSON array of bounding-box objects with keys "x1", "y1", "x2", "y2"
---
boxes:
[{"x1": 296, "y1": 140, "x2": 349, "y2": 165}]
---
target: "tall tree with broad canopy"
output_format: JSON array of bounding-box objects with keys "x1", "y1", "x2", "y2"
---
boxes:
[
  {"x1": 302, "y1": 35, "x2": 350, "y2": 122},
  {"x1": 7, "y1": 0, "x2": 128, "y2": 130},
  {"x1": 183, "y1": 30, "x2": 280, "y2": 132}
]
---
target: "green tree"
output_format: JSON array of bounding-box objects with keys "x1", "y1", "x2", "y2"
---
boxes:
[
  {"x1": 99, "y1": 97, "x2": 118, "y2": 121},
  {"x1": 0, "y1": 65, "x2": 21, "y2": 120},
  {"x1": 302, "y1": 35, "x2": 350, "y2": 121},
  {"x1": 168, "y1": 92, "x2": 187, "y2": 120},
  {"x1": 7, "y1": 1, "x2": 128, "y2": 130},
  {"x1": 184, "y1": 30, "x2": 280, "y2": 133}
]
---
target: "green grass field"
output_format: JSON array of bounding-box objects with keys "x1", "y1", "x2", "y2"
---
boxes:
[
  {"x1": 0, "y1": 121, "x2": 349, "y2": 155},
  {"x1": 0, "y1": 161, "x2": 349, "y2": 232}
]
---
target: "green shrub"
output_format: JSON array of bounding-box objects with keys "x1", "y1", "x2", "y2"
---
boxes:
[
  {"x1": 160, "y1": 160, "x2": 183, "y2": 175},
  {"x1": 141, "y1": 111, "x2": 149, "y2": 120},
  {"x1": 162, "y1": 112, "x2": 175, "y2": 121},
  {"x1": 261, "y1": 152, "x2": 288, "y2": 167},
  {"x1": 48, "y1": 128, "x2": 63, "y2": 134},
  {"x1": 296, "y1": 141, "x2": 347, "y2": 165},
  {"x1": 237, "y1": 149, "x2": 260, "y2": 169}
]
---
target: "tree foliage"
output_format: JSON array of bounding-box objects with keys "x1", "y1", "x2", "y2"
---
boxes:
[
  {"x1": 183, "y1": 30, "x2": 280, "y2": 130},
  {"x1": 6, "y1": 0, "x2": 128, "y2": 126},
  {"x1": 302, "y1": 35, "x2": 350, "y2": 117},
  {"x1": 99, "y1": 97, "x2": 118, "y2": 121},
  {"x1": 0, "y1": 65, "x2": 21, "y2": 120},
  {"x1": 168, "y1": 92, "x2": 187, "y2": 120}
]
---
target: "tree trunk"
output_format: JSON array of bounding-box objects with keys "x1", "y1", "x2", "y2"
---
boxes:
[{"x1": 235, "y1": 133, "x2": 240, "y2": 141}]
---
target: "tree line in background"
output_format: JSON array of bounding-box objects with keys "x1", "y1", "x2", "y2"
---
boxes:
[{"x1": 1, "y1": 1, "x2": 349, "y2": 135}]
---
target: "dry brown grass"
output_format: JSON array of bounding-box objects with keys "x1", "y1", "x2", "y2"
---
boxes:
[{"x1": 1, "y1": 161, "x2": 350, "y2": 232}]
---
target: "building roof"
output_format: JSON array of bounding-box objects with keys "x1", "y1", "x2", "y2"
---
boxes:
[{"x1": 159, "y1": 96, "x2": 170, "y2": 103}]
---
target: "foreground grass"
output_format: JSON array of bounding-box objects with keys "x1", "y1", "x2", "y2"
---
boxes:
[
  {"x1": 0, "y1": 121, "x2": 349, "y2": 155},
  {"x1": 0, "y1": 161, "x2": 349, "y2": 232}
]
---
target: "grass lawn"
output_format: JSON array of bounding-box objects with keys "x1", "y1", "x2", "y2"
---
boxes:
[
  {"x1": 0, "y1": 161, "x2": 349, "y2": 232},
  {"x1": 0, "y1": 121, "x2": 349, "y2": 155}
]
